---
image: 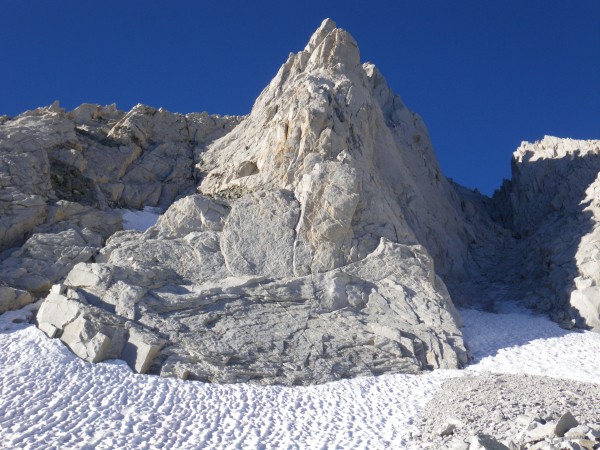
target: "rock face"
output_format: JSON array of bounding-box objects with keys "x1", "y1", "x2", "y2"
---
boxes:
[
  {"x1": 0, "y1": 102, "x2": 239, "y2": 252},
  {"x1": 34, "y1": 19, "x2": 470, "y2": 384},
  {"x1": 484, "y1": 137, "x2": 600, "y2": 329},
  {"x1": 0, "y1": 100, "x2": 240, "y2": 313},
  {"x1": 198, "y1": 19, "x2": 471, "y2": 279}
]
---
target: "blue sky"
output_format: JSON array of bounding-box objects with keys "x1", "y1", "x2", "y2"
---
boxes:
[{"x1": 1, "y1": 1, "x2": 598, "y2": 195}]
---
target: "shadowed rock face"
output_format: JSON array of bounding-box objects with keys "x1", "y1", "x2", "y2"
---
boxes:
[
  {"x1": 491, "y1": 137, "x2": 600, "y2": 330},
  {"x1": 33, "y1": 19, "x2": 470, "y2": 384},
  {"x1": 447, "y1": 136, "x2": 600, "y2": 332}
]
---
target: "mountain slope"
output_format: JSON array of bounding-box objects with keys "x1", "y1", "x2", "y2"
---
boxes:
[{"x1": 32, "y1": 19, "x2": 470, "y2": 384}]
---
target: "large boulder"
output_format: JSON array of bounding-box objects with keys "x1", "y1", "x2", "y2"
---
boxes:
[{"x1": 38, "y1": 229, "x2": 467, "y2": 384}]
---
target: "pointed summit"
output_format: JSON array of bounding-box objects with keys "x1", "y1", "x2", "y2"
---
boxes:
[
  {"x1": 199, "y1": 19, "x2": 470, "y2": 279},
  {"x1": 302, "y1": 18, "x2": 360, "y2": 70},
  {"x1": 32, "y1": 19, "x2": 470, "y2": 384},
  {"x1": 304, "y1": 18, "x2": 337, "y2": 52}
]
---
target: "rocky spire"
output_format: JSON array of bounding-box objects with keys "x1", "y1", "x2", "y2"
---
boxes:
[
  {"x1": 32, "y1": 19, "x2": 470, "y2": 384},
  {"x1": 198, "y1": 19, "x2": 471, "y2": 279}
]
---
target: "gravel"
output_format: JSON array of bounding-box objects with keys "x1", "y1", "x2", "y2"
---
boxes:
[{"x1": 413, "y1": 373, "x2": 600, "y2": 449}]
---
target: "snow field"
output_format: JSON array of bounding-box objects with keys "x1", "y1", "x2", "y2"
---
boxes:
[
  {"x1": 461, "y1": 308, "x2": 600, "y2": 384},
  {"x1": 1, "y1": 305, "x2": 599, "y2": 449}
]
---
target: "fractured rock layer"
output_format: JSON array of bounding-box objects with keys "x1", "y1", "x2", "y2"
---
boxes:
[
  {"x1": 0, "y1": 101, "x2": 240, "y2": 312},
  {"x1": 34, "y1": 19, "x2": 471, "y2": 384}
]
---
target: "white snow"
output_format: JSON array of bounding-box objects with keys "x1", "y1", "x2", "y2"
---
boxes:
[
  {"x1": 1, "y1": 305, "x2": 599, "y2": 449},
  {"x1": 461, "y1": 307, "x2": 600, "y2": 384},
  {"x1": 118, "y1": 207, "x2": 162, "y2": 231}
]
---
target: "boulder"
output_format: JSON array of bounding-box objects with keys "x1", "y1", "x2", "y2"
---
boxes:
[
  {"x1": 0, "y1": 286, "x2": 33, "y2": 314},
  {"x1": 554, "y1": 412, "x2": 579, "y2": 437}
]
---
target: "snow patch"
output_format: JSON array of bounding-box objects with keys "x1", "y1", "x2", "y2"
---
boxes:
[
  {"x1": 462, "y1": 308, "x2": 600, "y2": 384},
  {"x1": 118, "y1": 207, "x2": 162, "y2": 231}
]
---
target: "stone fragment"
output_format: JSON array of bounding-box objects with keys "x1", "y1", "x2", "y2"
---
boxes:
[
  {"x1": 523, "y1": 421, "x2": 556, "y2": 443},
  {"x1": 447, "y1": 440, "x2": 470, "y2": 450},
  {"x1": 65, "y1": 263, "x2": 113, "y2": 291},
  {"x1": 468, "y1": 434, "x2": 511, "y2": 450},
  {"x1": 36, "y1": 293, "x2": 82, "y2": 330},
  {"x1": 122, "y1": 327, "x2": 165, "y2": 374},
  {"x1": 159, "y1": 357, "x2": 191, "y2": 380},
  {"x1": 61, "y1": 316, "x2": 111, "y2": 363},
  {"x1": 437, "y1": 422, "x2": 457, "y2": 437},
  {"x1": 38, "y1": 322, "x2": 59, "y2": 338},
  {"x1": 0, "y1": 286, "x2": 33, "y2": 314},
  {"x1": 570, "y1": 287, "x2": 600, "y2": 331},
  {"x1": 555, "y1": 411, "x2": 579, "y2": 437},
  {"x1": 565, "y1": 425, "x2": 590, "y2": 440},
  {"x1": 150, "y1": 194, "x2": 229, "y2": 238}
]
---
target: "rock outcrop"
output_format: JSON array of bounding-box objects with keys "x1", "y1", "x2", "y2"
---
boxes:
[
  {"x1": 0, "y1": 102, "x2": 239, "y2": 251},
  {"x1": 474, "y1": 137, "x2": 600, "y2": 330},
  {"x1": 198, "y1": 19, "x2": 472, "y2": 279},
  {"x1": 34, "y1": 19, "x2": 470, "y2": 384},
  {"x1": 0, "y1": 101, "x2": 240, "y2": 312}
]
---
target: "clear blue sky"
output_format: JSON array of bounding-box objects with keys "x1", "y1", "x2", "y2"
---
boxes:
[{"x1": 1, "y1": 1, "x2": 598, "y2": 195}]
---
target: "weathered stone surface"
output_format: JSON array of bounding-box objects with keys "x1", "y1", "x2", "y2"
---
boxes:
[
  {"x1": 32, "y1": 20, "x2": 470, "y2": 384},
  {"x1": 36, "y1": 292, "x2": 83, "y2": 333},
  {"x1": 0, "y1": 106, "x2": 60, "y2": 251},
  {"x1": 43, "y1": 216, "x2": 469, "y2": 383},
  {"x1": 0, "y1": 102, "x2": 239, "y2": 310},
  {"x1": 221, "y1": 190, "x2": 300, "y2": 278},
  {"x1": 61, "y1": 316, "x2": 112, "y2": 363},
  {"x1": 198, "y1": 18, "x2": 472, "y2": 280},
  {"x1": 148, "y1": 194, "x2": 229, "y2": 239},
  {"x1": 122, "y1": 327, "x2": 165, "y2": 373},
  {"x1": 0, "y1": 286, "x2": 33, "y2": 314},
  {"x1": 555, "y1": 411, "x2": 579, "y2": 437},
  {"x1": 0, "y1": 200, "x2": 122, "y2": 300},
  {"x1": 36, "y1": 288, "x2": 162, "y2": 372}
]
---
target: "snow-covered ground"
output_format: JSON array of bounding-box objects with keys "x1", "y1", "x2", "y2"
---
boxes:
[
  {"x1": 118, "y1": 207, "x2": 163, "y2": 232},
  {"x1": 1, "y1": 305, "x2": 599, "y2": 450}
]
